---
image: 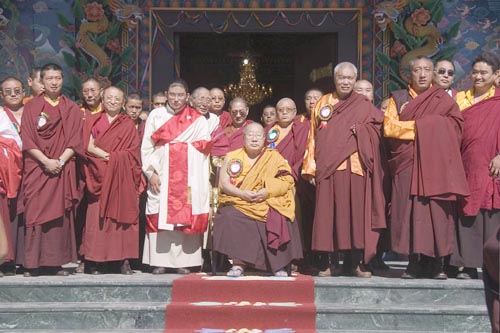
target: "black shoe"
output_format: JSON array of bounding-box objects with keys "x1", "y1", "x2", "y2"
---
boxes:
[{"x1": 401, "y1": 271, "x2": 418, "y2": 279}]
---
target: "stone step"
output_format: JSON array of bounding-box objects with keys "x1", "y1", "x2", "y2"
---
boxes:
[
  {"x1": 316, "y1": 303, "x2": 490, "y2": 332},
  {"x1": 0, "y1": 331, "x2": 164, "y2": 333},
  {"x1": 0, "y1": 273, "x2": 174, "y2": 302},
  {"x1": 314, "y1": 276, "x2": 486, "y2": 305},
  {"x1": 317, "y1": 331, "x2": 489, "y2": 333},
  {"x1": 0, "y1": 302, "x2": 166, "y2": 330}
]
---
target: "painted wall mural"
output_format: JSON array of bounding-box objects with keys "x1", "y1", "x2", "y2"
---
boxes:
[{"x1": 0, "y1": 0, "x2": 498, "y2": 102}]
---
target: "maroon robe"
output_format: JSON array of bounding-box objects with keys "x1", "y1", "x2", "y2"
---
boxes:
[
  {"x1": 217, "y1": 110, "x2": 232, "y2": 129},
  {"x1": 387, "y1": 86, "x2": 469, "y2": 258},
  {"x1": 459, "y1": 90, "x2": 500, "y2": 216},
  {"x1": 211, "y1": 120, "x2": 253, "y2": 157},
  {"x1": 266, "y1": 115, "x2": 314, "y2": 250},
  {"x1": 483, "y1": 223, "x2": 499, "y2": 333},
  {"x1": 21, "y1": 94, "x2": 83, "y2": 269},
  {"x1": 81, "y1": 112, "x2": 142, "y2": 262},
  {"x1": 312, "y1": 93, "x2": 388, "y2": 263}
]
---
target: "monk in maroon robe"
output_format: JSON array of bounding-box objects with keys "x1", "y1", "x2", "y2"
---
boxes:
[
  {"x1": 209, "y1": 87, "x2": 232, "y2": 129},
  {"x1": 384, "y1": 56, "x2": 469, "y2": 279},
  {"x1": 21, "y1": 63, "x2": 83, "y2": 277},
  {"x1": 451, "y1": 52, "x2": 500, "y2": 280},
  {"x1": 302, "y1": 62, "x2": 388, "y2": 278},
  {"x1": 82, "y1": 87, "x2": 142, "y2": 274},
  {"x1": 211, "y1": 97, "x2": 253, "y2": 157},
  {"x1": 265, "y1": 98, "x2": 312, "y2": 257}
]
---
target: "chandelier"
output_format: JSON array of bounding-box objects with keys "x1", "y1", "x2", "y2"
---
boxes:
[{"x1": 224, "y1": 56, "x2": 272, "y2": 106}]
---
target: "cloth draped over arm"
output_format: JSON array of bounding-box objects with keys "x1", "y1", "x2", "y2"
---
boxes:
[
  {"x1": 83, "y1": 112, "x2": 142, "y2": 224},
  {"x1": 20, "y1": 95, "x2": 83, "y2": 226},
  {"x1": 389, "y1": 86, "x2": 470, "y2": 200},
  {"x1": 0, "y1": 110, "x2": 22, "y2": 198},
  {"x1": 459, "y1": 89, "x2": 500, "y2": 216}
]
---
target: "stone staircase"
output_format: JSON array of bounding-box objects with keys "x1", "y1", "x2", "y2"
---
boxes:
[{"x1": 0, "y1": 270, "x2": 491, "y2": 332}]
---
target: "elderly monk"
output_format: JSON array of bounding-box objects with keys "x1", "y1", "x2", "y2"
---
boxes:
[
  {"x1": 384, "y1": 55, "x2": 469, "y2": 279},
  {"x1": 211, "y1": 97, "x2": 253, "y2": 157},
  {"x1": 142, "y1": 79, "x2": 211, "y2": 275},
  {"x1": 21, "y1": 63, "x2": 83, "y2": 277},
  {"x1": 213, "y1": 122, "x2": 302, "y2": 276},
  {"x1": 433, "y1": 59, "x2": 457, "y2": 97},
  {"x1": 304, "y1": 88, "x2": 323, "y2": 119},
  {"x1": 209, "y1": 88, "x2": 232, "y2": 129},
  {"x1": 353, "y1": 80, "x2": 374, "y2": 103},
  {"x1": 261, "y1": 105, "x2": 277, "y2": 127},
  {"x1": 191, "y1": 87, "x2": 219, "y2": 134},
  {"x1": 81, "y1": 86, "x2": 142, "y2": 275},
  {"x1": 23, "y1": 67, "x2": 44, "y2": 105},
  {"x1": 302, "y1": 62, "x2": 388, "y2": 278},
  {"x1": 451, "y1": 52, "x2": 500, "y2": 280},
  {"x1": 81, "y1": 78, "x2": 103, "y2": 120},
  {"x1": 265, "y1": 98, "x2": 313, "y2": 268},
  {"x1": 0, "y1": 106, "x2": 22, "y2": 277}
]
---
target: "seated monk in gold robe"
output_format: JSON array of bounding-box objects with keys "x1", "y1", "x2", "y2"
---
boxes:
[{"x1": 212, "y1": 123, "x2": 303, "y2": 276}]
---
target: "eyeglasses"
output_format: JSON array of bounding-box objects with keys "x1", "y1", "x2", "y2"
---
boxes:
[
  {"x1": 276, "y1": 107, "x2": 296, "y2": 114},
  {"x1": 2, "y1": 88, "x2": 23, "y2": 96},
  {"x1": 437, "y1": 68, "x2": 454, "y2": 76}
]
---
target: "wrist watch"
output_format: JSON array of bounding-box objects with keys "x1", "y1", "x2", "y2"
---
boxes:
[{"x1": 58, "y1": 158, "x2": 66, "y2": 167}]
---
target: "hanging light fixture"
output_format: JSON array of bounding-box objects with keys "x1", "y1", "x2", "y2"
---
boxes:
[{"x1": 224, "y1": 54, "x2": 272, "y2": 106}]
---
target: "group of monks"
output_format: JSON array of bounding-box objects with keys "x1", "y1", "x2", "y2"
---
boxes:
[{"x1": 0, "y1": 51, "x2": 499, "y2": 333}]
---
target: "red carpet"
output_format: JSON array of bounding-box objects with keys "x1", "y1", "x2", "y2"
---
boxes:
[{"x1": 164, "y1": 273, "x2": 316, "y2": 333}]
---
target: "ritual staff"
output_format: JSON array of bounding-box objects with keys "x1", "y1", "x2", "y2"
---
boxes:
[
  {"x1": 213, "y1": 122, "x2": 303, "y2": 276},
  {"x1": 211, "y1": 97, "x2": 253, "y2": 158},
  {"x1": 302, "y1": 62, "x2": 388, "y2": 278},
  {"x1": 142, "y1": 79, "x2": 211, "y2": 275},
  {"x1": 22, "y1": 67, "x2": 44, "y2": 105},
  {"x1": 0, "y1": 106, "x2": 22, "y2": 276},
  {"x1": 21, "y1": 63, "x2": 83, "y2": 277},
  {"x1": 190, "y1": 87, "x2": 219, "y2": 134},
  {"x1": 81, "y1": 78, "x2": 103, "y2": 120},
  {"x1": 261, "y1": 105, "x2": 277, "y2": 127},
  {"x1": 124, "y1": 93, "x2": 146, "y2": 140},
  {"x1": 384, "y1": 56, "x2": 469, "y2": 279},
  {"x1": 451, "y1": 52, "x2": 500, "y2": 280},
  {"x1": 433, "y1": 59, "x2": 457, "y2": 97},
  {"x1": 81, "y1": 86, "x2": 142, "y2": 275},
  {"x1": 0, "y1": 216, "x2": 7, "y2": 266},
  {"x1": 209, "y1": 88, "x2": 232, "y2": 129}
]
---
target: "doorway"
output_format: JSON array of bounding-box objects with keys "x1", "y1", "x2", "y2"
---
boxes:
[{"x1": 179, "y1": 32, "x2": 337, "y2": 118}]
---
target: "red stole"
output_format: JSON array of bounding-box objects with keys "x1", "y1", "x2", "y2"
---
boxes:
[
  {"x1": 21, "y1": 94, "x2": 83, "y2": 226},
  {"x1": 150, "y1": 106, "x2": 209, "y2": 232},
  {"x1": 0, "y1": 136, "x2": 22, "y2": 198},
  {"x1": 3, "y1": 106, "x2": 21, "y2": 133},
  {"x1": 84, "y1": 112, "x2": 142, "y2": 224},
  {"x1": 460, "y1": 90, "x2": 500, "y2": 216}
]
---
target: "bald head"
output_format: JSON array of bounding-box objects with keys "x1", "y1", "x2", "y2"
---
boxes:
[
  {"x1": 229, "y1": 97, "x2": 249, "y2": 127},
  {"x1": 353, "y1": 80, "x2": 374, "y2": 102},
  {"x1": 276, "y1": 97, "x2": 297, "y2": 127},
  {"x1": 334, "y1": 62, "x2": 358, "y2": 99}
]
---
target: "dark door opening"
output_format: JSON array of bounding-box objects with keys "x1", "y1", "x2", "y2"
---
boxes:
[{"x1": 179, "y1": 32, "x2": 337, "y2": 120}]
